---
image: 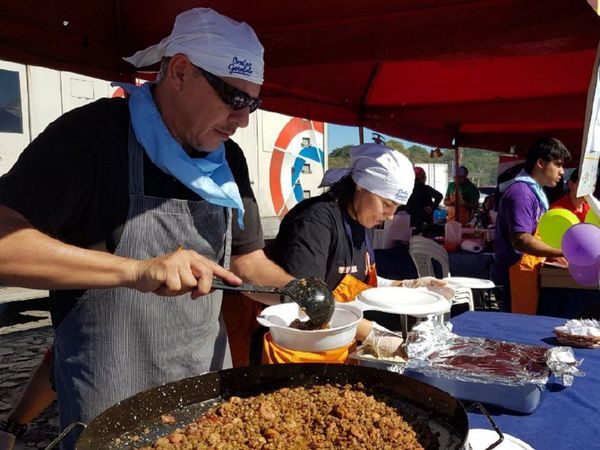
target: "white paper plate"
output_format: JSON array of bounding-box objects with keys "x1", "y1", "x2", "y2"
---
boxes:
[
  {"x1": 468, "y1": 429, "x2": 534, "y2": 450},
  {"x1": 444, "y1": 277, "x2": 495, "y2": 289},
  {"x1": 353, "y1": 287, "x2": 450, "y2": 317}
]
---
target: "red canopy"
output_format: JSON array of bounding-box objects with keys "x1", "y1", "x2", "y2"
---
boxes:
[{"x1": 1, "y1": 0, "x2": 599, "y2": 157}]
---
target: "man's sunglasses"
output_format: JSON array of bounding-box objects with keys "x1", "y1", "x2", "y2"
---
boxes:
[{"x1": 195, "y1": 65, "x2": 262, "y2": 113}]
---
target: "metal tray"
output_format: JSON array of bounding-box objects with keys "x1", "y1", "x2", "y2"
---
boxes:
[{"x1": 349, "y1": 351, "x2": 544, "y2": 414}]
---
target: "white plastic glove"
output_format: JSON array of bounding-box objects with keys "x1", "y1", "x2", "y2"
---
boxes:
[
  {"x1": 362, "y1": 323, "x2": 407, "y2": 359},
  {"x1": 400, "y1": 277, "x2": 455, "y2": 300},
  {"x1": 400, "y1": 276, "x2": 446, "y2": 289}
]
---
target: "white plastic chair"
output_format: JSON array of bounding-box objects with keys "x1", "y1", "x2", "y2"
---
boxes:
[
  {"x1": 408, "y1": 236, "x2": 474, "y2": 312},
  {"x1": 383, "y1": 212, "x2": 411, "y2": 247}
]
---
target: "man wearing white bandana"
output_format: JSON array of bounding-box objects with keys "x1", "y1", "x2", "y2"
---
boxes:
[{"x1": 0, "y1": 8, "x2": 301, "y2": 449}]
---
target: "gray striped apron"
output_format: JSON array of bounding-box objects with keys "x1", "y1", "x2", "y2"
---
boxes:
[{"x1": 53, "y1": 128, "x2": 232, "y2": 449}]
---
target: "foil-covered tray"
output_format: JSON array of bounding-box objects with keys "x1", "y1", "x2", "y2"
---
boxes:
[
  {"x1": 349, "y1": 348, "x2": 545, "y2": 414},
  {"x1": 349, "y1": 320, "x2": 583, "y2": 414}
]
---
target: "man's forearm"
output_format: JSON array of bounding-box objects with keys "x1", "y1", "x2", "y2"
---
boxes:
[
  {"x1": 433, "y1": 191, "x2": 443, "y2": 209},
  {"x1": 0, "y1": 224, "x2": 135, "y2": 290},
  {"x1": 512, "y1": 232, "x2": 563, "y2": 258},
  {"x1": 230, "y1": 250, "x2": 295, "y2": 305},
  {"x1": 0, "y1": 205, "x2": 241, "y2": 298}
]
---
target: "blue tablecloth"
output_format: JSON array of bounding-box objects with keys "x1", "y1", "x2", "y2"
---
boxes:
[
  {"x1": 538, "y1": 288, "x2": 600, "y2": 319},
  {"x1": 374, "y1": 245, "x2": 493, "y2": 280},
  {"x1": 452, "y1": 311, "x2": 600, "y2": 450}
]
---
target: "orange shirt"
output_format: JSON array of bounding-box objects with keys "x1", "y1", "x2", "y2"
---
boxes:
[{"x1": 550, "y1": 194, "x2": 590, "y2": 222}]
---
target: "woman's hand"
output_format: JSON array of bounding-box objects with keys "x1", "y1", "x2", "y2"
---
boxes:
[
  {"x1": 400, "y1": 276, "x2": 447, "y2": 288},
  {"x1": 398, "y1": 277, "x2": 455, "y2": 300},
  {"x1": 363, "y1": 323, "x2": 406, "y2": 359}
]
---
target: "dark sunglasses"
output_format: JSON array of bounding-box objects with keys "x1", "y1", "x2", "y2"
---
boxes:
[{"x1": 195, "y1": 65, "x2": 262, "y2": 113}]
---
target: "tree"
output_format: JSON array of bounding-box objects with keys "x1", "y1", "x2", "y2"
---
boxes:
[
  {"x1": 328, "y1": 140, "x2": 499, "y2": 186},
  {"x1": 328, "y1": 145, "x2": 352, "y2": 168},
  {"x1": 460, "y1": 149, "x2": 499, "y2": 186}
]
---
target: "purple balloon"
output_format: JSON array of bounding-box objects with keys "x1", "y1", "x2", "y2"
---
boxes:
[
  {"x1": 561, "y1": 223, "x2": 600, "y2": 266},
  {"x1": 568, "y1": 260, "x2": 600, "y2": 287}
]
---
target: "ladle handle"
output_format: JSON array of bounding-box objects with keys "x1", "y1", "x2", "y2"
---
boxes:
[
  {"x1": 211, "y1": 278, "x2": 284, "y2": 295},
  {"x1": 44, "y1": 422, "x2": 87, "y2": 450}
]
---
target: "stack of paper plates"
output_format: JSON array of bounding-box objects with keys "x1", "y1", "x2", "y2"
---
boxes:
[
  {"x1": 353, "y1": 287, "x2": 450, "y2": 317},
  {"x1": 468, "y1": 429, "x2": 533, "y2": 450},
  {"x1": 444, "y1": 277, "x2": 495, "y2": 289}
]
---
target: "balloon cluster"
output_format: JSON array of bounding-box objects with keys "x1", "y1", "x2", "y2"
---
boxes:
[{"x1": 538, "y1": 209, "x2": 600, "y2": 286}]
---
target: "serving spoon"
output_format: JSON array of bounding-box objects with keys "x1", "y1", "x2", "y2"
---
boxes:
[{"x1": 211, "y1": 277, "x2": 335, "y2": 326}]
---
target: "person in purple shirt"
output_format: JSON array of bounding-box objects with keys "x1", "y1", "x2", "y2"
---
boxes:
[{"x1": 492, "y1": 137, "x2": 570, "y2": 314}]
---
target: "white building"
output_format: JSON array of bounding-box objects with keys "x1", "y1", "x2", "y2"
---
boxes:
[{"x1": 0, "y1": 60, "x2": 327, "y2": 238}]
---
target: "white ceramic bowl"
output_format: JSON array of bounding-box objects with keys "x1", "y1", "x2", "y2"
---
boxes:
[{"x1": 256, "y1": 303, "x2": 362, "y2": 352}]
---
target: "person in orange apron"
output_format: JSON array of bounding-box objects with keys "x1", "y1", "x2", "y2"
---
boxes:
[
  {"x1": 266, "y1": 144, "x2": 452, "y2": 363},
  {"x1": 444, "y1": 166, "x2": 480, "y2": 225},
  {"x1": 491, "y1": 137, "x2": 571, "y2": 314}
]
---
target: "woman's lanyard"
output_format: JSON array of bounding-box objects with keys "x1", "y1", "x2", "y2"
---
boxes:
[{"x1": 342, "y1": 213, "x2": 375, "y2": 271}]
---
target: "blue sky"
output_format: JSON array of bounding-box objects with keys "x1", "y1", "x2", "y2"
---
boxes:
[{"x1": 327, "y1": 123, "x2": 419, "y2": 152}]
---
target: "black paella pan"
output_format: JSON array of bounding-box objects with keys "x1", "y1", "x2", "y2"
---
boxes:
[{"x1": 50, "y1": 363, "x2": 472, "y2": 449}]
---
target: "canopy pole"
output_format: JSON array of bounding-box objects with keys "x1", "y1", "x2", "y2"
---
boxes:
[{"x1": 359, "y1": 126, "x2": 364, "y2": 144}]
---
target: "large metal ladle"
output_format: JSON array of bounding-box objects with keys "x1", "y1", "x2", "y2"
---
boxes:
[{"x1": 211, "y1": 277, "x2": 335, "y2": 326}]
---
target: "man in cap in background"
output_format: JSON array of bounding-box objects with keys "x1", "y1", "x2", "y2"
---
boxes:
[
  {"x1": 0, "y1": 8, "x2": 298, "y2": 447},
  {"x1": 406, "y1": 166, "x2": 444, "y2": 234},
  {"x1": 444, "y1": 165, "x2": 480, "y2": 225}
]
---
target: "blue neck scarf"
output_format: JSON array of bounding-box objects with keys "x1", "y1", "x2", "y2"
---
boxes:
[
  {"x1": 500, "y1": 169, "x2": 549, "y2": 211},
  {"x1": 113, "y1": 82, "x2": 245, "y2": 228}
]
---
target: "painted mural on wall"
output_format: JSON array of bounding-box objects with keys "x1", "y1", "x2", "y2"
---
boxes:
[{"x1": 269, "y1": 118, "x2": 325, "y2": 217}]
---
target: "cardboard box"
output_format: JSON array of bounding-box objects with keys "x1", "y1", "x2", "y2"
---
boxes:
[{"x1": 540, "y1": 265, "x2": 596, "y2": 290}]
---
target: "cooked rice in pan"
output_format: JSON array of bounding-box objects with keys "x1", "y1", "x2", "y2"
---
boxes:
[{"x1": 137, "y1": 383, "x2": 430, "y2": 449}]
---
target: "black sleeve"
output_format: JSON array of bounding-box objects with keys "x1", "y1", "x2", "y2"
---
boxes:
[
  {"x1": 0, "y1": 112, "x2": 94, "y2": 236},
  {"x1": 271, "y1": 211, "x2": 332, "y2": 280},
  {"x1": 225, "y1": 140, "x2": 264, "y2": 255},
  {"x1": 430, "y1": 186, "x2": 444, "y2": 209}
]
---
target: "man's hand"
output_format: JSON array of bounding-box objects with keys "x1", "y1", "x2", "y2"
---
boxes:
[
  {"x1": 547, "y1": 256, "x2": 569, "y2": 267},
  {"x1": 129, "y1": 249, "x2": 241, "y2": 299}
]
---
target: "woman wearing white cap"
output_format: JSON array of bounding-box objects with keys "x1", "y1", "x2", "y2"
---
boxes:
[{"x1": 266, "y1": 144, "x2": 452, "y2": 363}]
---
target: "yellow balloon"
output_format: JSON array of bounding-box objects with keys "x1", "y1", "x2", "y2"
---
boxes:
[
  {"x1": 537, "y1": 209, "x2": 580, "y2": 249},
  {"x1": 585, "y1": 209, "x2": 600, "y2": 227}
]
